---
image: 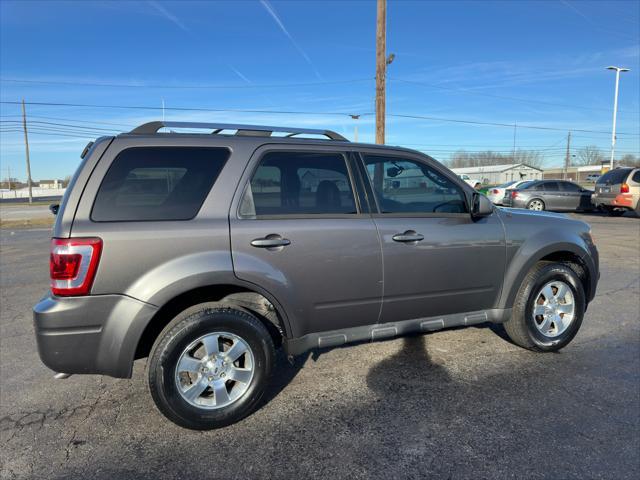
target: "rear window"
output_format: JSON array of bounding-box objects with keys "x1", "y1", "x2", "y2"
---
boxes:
[
  {"x1": 91, "y1": 147, "x2": 229, "y2": 222},
  {"x1": 516, "y1": 181, "x2": 536, "y2": 190},
  {"x1": 597, "y1": 168, "x2": 632, "y2": 185}
]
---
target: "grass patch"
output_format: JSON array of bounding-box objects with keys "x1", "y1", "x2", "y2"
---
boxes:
[{"x1": 0, "y1": 217, "x2": 55, "y2": 229}]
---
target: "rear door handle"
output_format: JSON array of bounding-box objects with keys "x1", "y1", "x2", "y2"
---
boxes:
[
  {"x1": 392, "y1": 231, "x2": 424, "y2": 243},
  {"x1": 250, "y1": 235, "x2": 291, "y2": 248}
]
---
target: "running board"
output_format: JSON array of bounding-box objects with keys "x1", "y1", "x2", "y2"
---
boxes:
[{"x1": 283, "y1": 308, "x2": 511, "y2": 356}]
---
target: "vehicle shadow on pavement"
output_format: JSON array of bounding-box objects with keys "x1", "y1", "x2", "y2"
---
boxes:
[{"x1": 366, "y1": 334, "x2": 452, "y2": 390}]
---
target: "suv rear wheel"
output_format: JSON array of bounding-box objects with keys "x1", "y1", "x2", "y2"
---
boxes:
[
  {"x1": 503, "y1": 262, "x2": 585, "y2": 351},
  {"x1": 148, "y1": 304, "x2": 275, "y2": 430}
]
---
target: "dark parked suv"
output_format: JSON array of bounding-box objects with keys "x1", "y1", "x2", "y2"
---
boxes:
[{"x1": 34, "y1": 122, "x2": 599, "y2": 429}]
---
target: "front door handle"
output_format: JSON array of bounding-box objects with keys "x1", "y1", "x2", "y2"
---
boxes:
[
  {"x1": 392, "y1": 231, "x2": 424, "y2": 243},
  {"x1": 250, "y1": 235, "x2": 291, "y2": 248}
]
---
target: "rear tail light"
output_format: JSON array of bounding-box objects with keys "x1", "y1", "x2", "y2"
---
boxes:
[
  {"x1": 492, "y1": 189, "x2": 499, "y2": 194},
  {"x1": 511, "y1": 190, "x2": 519, "y2": 199},
  {"x1": 50, "y1": 238, "x2": 102, "y2": 296},
  {"x1": 621, "y1": 183, "x2": 630, "y2": 193}
]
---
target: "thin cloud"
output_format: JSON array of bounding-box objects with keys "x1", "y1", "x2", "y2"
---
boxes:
[
  {"x1": 228, "y1": 65, "x2": 252, "y2": 85},
  {"x1": 259, "y1": 0, "x2": 322, "y2": 80},
  {"x1": 147, "y1": 1, "x2": 190, "y2": 33}
]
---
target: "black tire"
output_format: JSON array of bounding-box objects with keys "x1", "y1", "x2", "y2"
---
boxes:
[
  {"x1": 503, "y1": 262, "x2": 585, "y2": 352},
  {"x1": 526, "y1": 198, "x2": 545, "y2": 211},
  {"x1": 148, "y1": 304, "x2": 275, "y2": 430}
]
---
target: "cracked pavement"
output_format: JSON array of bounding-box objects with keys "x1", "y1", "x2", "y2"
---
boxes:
[{"x1": 1, "y1": 213, "x2": 639, "y2": 479}]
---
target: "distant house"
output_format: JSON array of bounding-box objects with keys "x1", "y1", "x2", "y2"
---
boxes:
[
  {"x1": 38, "y1": 179, "x2": 64, "y2": 189},
  {"x1": 451, "y1": 164, "x2": 543, "y2": 185}
]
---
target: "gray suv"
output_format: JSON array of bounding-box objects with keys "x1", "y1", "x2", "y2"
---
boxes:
[{"x1": 34, "y1": 122, "x2": 599, "y2": 429}]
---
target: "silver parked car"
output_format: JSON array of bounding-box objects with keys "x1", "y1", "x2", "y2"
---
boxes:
[
  {"x1": 502, "y1": 180, "x2": 594, "y2": 212},
  {"x1": 34, "y1": 122, "x2": 599, "y2": 429}
]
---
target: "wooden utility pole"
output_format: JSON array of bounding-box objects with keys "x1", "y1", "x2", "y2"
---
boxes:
[
  {"x1": 375, "y1": 0, "x2": 386, "y2": 144},
  {"x1": 563, "y1": 131, "x2": 571, "y2": 180},
  {"x1": 22, "y1": 99, "x2": 33, "y2": 204}
]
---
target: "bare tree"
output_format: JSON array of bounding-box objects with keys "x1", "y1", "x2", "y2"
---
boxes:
[
  {"x1": 446, "y1": 150, "x2": 544, "y2": 168},
  {"x1": 574, "y1": 145, "x2": 604, "y2": 166},
  {"x1": 619, "y1": 154, "x2": 640, "y2": 167}
]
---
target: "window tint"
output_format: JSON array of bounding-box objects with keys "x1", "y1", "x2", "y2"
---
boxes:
[
  {"x1": 517, "y1": 181, "x2": 536, "y2": 190},
  {"x1": 242, "y1": 151, "x2": 357, "y2": 216},
  {"x1": 597, "y1": 168, "x2": 632, "y2": 185},
  {"x1": 561, "y1": 182, "x2": 581, "y2": 192},
  {"x1": 362, "y1": 155, "x2": 467, "y2": 214},
  {"x1": 632, "y1": 170, "x2": 640, "y2": 183},
  {"x1": 543, "y1": 181, "x2": 560, "y2": 191},
  {"x1": 92, "y1": 147, "x2": 228, "y2": 221}
]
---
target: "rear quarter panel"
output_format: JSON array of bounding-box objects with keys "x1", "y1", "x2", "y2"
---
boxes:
[{"x1": 69, "y1": 135, "x2": 258, "y2": 305}]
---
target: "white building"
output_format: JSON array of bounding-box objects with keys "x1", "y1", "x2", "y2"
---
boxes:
[{"x1": 451, "y1": 164, "x2": 543, "y2": 185}]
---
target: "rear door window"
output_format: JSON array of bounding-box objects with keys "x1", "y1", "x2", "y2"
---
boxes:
[
  {"x1": 543, "y1": 182, "x2": 560, "y2": 191},
  {"x1": 240, "y1": 151, "x2": 357, "y2": 216},
  {"x1": 91, "y1": 147, "x2": 229, "y2": 221}
]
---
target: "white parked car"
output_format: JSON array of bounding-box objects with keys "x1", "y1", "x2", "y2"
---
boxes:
[
  {"x1": 458, "y1": 174, "x2": 482, "y2": 189},
  {"x1": 585, "y1": 173, "x2": 600, "y2": 183},
  {"x1": 485, "y1": 180, "x2": 530, "y2": 205}
]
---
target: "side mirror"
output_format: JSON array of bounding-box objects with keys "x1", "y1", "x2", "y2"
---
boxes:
[
  {"x1": 471, "y1": 192, "x2": 493, "y2": 218},
  {"x1": 49, "y1": 204, "x2": 59, "y2": 216}
]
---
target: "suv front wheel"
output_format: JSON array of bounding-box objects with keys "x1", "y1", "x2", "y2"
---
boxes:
[
  {"x1": 148, "y1": 304, "x2": 275, "y2": 430},
  {"x1": 503, "y1": 262, "x2": 585, "y2": 351}
]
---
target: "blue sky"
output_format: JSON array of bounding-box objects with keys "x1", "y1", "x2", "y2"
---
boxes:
[{"x1": 1, "y1": 0, "x2": 639, "y2": 181}]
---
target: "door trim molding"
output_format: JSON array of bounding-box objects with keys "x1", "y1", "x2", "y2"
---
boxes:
[{"x1": 283, "y1": 308, "x2": 512, "y2": 355}]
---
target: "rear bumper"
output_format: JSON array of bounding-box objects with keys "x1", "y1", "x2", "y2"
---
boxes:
[
  {"x1": 33, "y1": 293, "x2": 158, "y2": 378},
  {"x1": 592, "y1": 192, "x2": 636, "y2": 209}
]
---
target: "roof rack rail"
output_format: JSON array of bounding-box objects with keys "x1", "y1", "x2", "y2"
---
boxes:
[{"x1": 129, "y1": 121, "x2": 348, "y2": 141}]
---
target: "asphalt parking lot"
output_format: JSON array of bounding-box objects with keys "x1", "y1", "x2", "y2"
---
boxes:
[{"x1": 1, "y1": 212, "x2": 639, "y2": 480}]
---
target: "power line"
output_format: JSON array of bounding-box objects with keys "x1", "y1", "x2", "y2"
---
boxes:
[
  {"x1": 0, "y1": 120, "x2": 119, "y2": 132},
  {"x1": 386, "y1": 113, "x2": 639, "y2": 136},
  {"x1": 0, "y1": 77, "x2": 373, "y2": 89},
  {"x1": 1, "y1": 100, "x2": 638, "y2": 136},
  {"x1": 390, "y1": 77, "x2": 632, "y2": 114},
  {"x1": 0, "y1": 100, "x2": 369, "y2": 117},
  {"x1": 0, "y1": 114, "x2": 134, "y2": 128}
]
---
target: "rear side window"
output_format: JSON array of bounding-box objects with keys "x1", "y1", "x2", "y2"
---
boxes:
[
  {"x1": 543, "y1": 182, "x2": 560, "y2": 191},
  {"x1": 597, "y1": 168, "x2": 632, "y2": 185},
  {"x1": 241, "y1": 151, "x2": 357, "y2": 216},
  {"x1": 91, "y1": 147, "x2": 229, "y2": 221},
  {"x1": 561, "y1": 182, "x2": 581, "y2": 192},
  {"x1": 632, "y1": 170, "x2": 640, "y2": 183}
]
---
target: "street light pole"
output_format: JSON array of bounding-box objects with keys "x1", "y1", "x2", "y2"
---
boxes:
[
  {"x1": 606, "y1": 66, "x2": 630, "y2": 170},
  {"x1": 350, "y1": 115, "x2": 360, "y2": 142}
]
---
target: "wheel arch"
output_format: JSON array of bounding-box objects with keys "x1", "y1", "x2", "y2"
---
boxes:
[
  {"x1": 134, "y1": 282, "x2": 291, "y2": 362},
  {"x1": 498, "y1": 243, "x2": 593, "y2": 310}
]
